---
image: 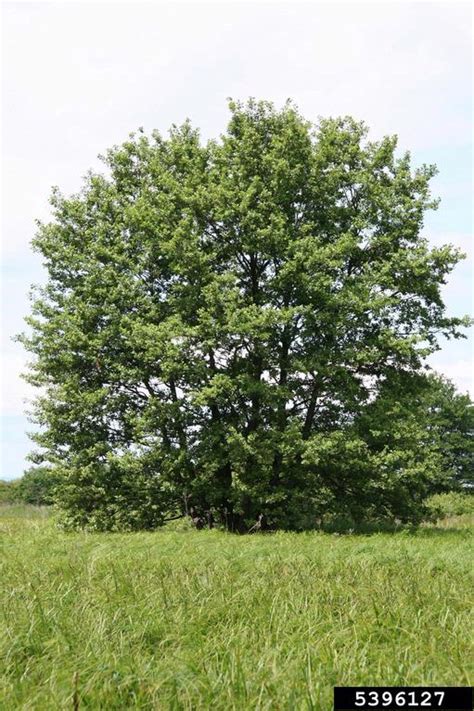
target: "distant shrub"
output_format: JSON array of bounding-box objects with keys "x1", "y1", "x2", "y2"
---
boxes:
[
  {"x1": 15, "y1": 467, "x2": 60, "y2": 506},
  {"x1": 425, "y1": 491, "x2": 474, "y2": 518},
  {"x1": 0, "y1": 479, "x2": 21, "y2": 504}
]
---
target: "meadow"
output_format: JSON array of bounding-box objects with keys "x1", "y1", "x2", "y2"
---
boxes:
[{"x1": 1, "y1": 506, "x2": 472, "y2": 710}]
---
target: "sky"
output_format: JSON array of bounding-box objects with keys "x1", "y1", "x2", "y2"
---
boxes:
[{"x1": 1, "y1": 1, "x2": 473, "y2": 480}]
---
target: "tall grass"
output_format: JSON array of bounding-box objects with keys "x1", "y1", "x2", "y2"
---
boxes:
[{"x1": 1, "y1": 508, "x2": 472, "y2": 709}]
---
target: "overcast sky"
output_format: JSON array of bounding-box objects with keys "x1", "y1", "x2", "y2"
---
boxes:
[{"x1": 1, "y1": 1, "x2": 473, "y2": 480}]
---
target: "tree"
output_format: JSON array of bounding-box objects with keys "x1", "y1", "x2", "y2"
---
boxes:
[
  {"x1": 20, "y1": 99, "x2": 469, "y2": 531},
  {"x1": 417, "y1": 374, "x2": 474, "y2": 489},
  {"x1": 333, "y1": 372, "x2": 474, "y2": 524}
]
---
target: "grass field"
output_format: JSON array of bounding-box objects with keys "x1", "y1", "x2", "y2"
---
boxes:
[{"x1": 1, "y1": 506, "x2": 473, "y2": 710}]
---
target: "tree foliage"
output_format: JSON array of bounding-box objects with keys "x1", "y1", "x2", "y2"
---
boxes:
[{"x1": 20, "y1": 100, "x2": 470, "y2": 530}]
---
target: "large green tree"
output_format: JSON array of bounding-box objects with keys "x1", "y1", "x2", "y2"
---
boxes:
[{"x1": 21, "y1": 100, "x2": 469, "y2": 531}]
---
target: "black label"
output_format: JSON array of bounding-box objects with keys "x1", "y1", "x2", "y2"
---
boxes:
[{"x1": 334, "y1": 687, "x2": 472, "y2": 710}]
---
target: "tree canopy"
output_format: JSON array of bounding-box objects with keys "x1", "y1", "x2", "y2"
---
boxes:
[{"x1": 20, "y1": 99, "x2": 471, "y2": 531}]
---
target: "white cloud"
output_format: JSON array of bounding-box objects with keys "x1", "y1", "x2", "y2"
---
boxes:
[
  {"x1": 430, "y1": 359, "x2": 474, "y2": 397},
  {"x1": 2, "y1": 2, "x2": 472, "y2": 257},
  {"x1": 0, "y1": 352, "x2": 37, "y2": 417},
  {"x1": 1, "y1": 1, "x2": 472, "y2": 478}
]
